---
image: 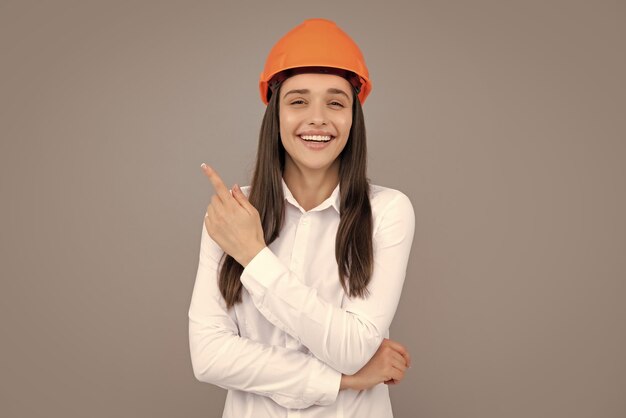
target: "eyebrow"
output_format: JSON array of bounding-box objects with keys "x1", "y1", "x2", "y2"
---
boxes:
[{"x1": 283, "y1": 88, "x2": 350, "y2": 101}]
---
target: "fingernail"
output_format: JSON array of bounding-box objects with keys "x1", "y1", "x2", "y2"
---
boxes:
[{"x1": 200, "y1": 163, "x2": 206, "y2": 169}]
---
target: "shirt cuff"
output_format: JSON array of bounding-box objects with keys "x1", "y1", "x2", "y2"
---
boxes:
[
  {"x1": 304, "y1": 358, "x2": 341, "y2": 406},
  {"x1": 241, "y1": 246, "x2": 287, "y2": 292}
]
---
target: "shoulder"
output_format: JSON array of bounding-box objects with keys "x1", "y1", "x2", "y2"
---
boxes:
[
  {"x1": 369, "y1": 183, "x2": 414, "y2": 215},
  {"x1": 368, "y1": 183, "x2": 415, "y2": 236}
]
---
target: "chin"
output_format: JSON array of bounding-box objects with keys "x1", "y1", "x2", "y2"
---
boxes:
[{"x1": 297, "y1": 157, "x2": 340, "y2": 171}]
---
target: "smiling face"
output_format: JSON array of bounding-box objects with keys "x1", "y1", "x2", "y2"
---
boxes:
[{"x1": 278, "y1": 73, "x2": 354, "y2": 178}]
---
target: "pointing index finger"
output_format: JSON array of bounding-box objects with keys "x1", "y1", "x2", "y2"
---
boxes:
[{"x1": 201, "y1": 163, "x2": 232, "y2": 202}]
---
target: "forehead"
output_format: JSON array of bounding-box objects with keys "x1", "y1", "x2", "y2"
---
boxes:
[{"x1": 281, "y1": 73, "x2": 352, "y2": 93}]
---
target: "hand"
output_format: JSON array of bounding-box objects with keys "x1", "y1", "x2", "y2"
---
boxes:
[
  {"x1": 201, "y1": 163, "x2": 266, "y2": 267},
  {"x1": 340, "y1": 338, "x2": 411, "y2": 391}
]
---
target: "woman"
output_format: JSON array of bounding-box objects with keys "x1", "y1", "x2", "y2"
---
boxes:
[{"x1": 189, "y1": 18, "x2": 415, "y2": 417}]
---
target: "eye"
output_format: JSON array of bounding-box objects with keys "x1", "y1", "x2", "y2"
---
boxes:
[
  {"x1": 290, "y1": 99, "x2": 306, "y2": 105},
  {"x1": 330, "y1": 101, "x2": 344, "y2": 107}
]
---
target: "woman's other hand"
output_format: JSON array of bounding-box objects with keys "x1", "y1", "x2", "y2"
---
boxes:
[
  {"x1": 340, "y1": 338, "x2": 410, "y2": 391},
  {"x1": 201, "y1": 163, "x2": 266, "y2": 267}
]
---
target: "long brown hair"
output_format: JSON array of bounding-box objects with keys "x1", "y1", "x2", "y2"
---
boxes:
[{"x1": 218, "y1": 76, "x2": 374, "y2": 309}]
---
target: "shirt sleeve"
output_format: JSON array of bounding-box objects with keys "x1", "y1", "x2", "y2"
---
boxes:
[
  {"x1": 240, "y1": 191, "x2": 415, "y2": 375},
  {"x1": 188, "y1": 220, "x2": 341, "y2": 409}
]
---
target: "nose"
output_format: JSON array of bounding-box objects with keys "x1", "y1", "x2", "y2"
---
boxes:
[{"x1": 307, "y1": 101, "x2": 327, "y2": 126}]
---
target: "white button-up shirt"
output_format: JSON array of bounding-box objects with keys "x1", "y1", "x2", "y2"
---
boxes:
[{"x1": 188, "y1": 177, "x2": 415, "y2": 418}]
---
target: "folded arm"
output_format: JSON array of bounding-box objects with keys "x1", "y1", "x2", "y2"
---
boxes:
[{"x1": 240, "y1": 191, "x2": 415, "y2": 375}]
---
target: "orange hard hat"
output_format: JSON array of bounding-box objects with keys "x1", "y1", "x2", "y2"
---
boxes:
[{"x1": 259, "y1": 18, "x2": 372, "y2": 105}]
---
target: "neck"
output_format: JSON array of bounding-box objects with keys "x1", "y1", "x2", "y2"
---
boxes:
[{"x1": 283, "y1": 157, "x2": 340, "y2": 211}]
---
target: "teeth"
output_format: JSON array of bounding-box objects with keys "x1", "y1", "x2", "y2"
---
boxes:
[{"x1": 300, "y1": 135, "x2": 332, "y2": 142}]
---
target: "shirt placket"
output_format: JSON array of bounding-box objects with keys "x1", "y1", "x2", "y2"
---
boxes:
[
  {"x1": 284, "y1": 211, "x2": 310, "y2": 353},
  {"x1": 286, "y1": 212, "x2": 311, "y2": 418},
  {"x1": 290, "y1": 212, "x2": 310, "y2": 275}
]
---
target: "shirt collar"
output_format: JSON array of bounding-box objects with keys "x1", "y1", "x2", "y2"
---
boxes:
[{"x1": 281, "y1": 177, "x2": 341, "y2": 214}]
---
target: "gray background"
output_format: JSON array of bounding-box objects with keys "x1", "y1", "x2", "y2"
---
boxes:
[{"x1": 1, "y1": 1, "x2": 625, "y2": 417}]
